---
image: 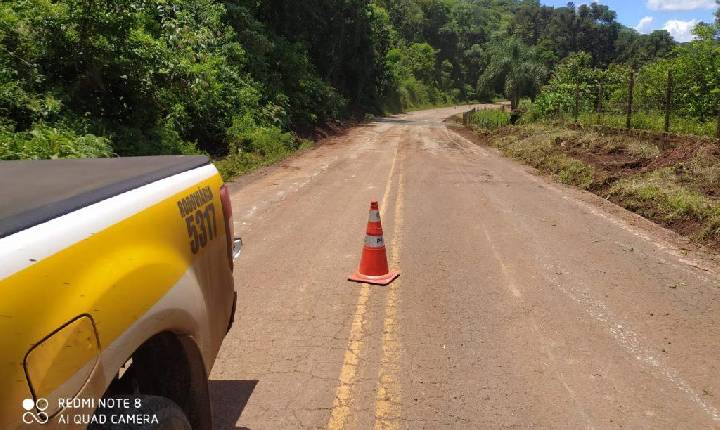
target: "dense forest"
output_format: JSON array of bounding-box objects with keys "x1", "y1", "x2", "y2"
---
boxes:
[{"x1": 0, "y1": 1, "x2": 715, "y2": 168}]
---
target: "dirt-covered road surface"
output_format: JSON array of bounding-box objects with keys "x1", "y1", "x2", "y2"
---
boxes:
[{"x1": 209, "y1": 106, "x2": 720, "y2": 429}]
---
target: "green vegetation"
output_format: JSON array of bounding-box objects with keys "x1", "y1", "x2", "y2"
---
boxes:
[
  {"x1": 484, "y1": 124, "x2": 595, "y2": 189},
  {"x1": 468, "y1": 109, "x2": 511, "y2": 131},
  {"x1": 528, "y1": 15, "x2": 720, "y2": 137},
  {"x1": 576, "y1": 113, "x2": 718, "y2": 137},
  {"x1": 0, "y1": 125, "x2": 112, "y2": 159},
  {"x1": 477, "y1": 38, "x2": 547, "y2": 110},
  {"x1": 608, "y1": 169, "x2": 719, "y2": 236},
  {"x1": 1, "y1": 0, "x2": 718, "y2": 177},
  {"x1": 475, "y1": 123, "x2": 720, "y2": 247},
  {"x1": 0, "y1": 0, "x2": 347, "y2": 162},
  {"x1": 214, "y1": 119, "x2": 296, "y2": 179}
]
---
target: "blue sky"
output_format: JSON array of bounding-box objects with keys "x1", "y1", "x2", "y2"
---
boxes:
[{"x1": 540, "y1": 0, "x2": 718, "y2": 42}]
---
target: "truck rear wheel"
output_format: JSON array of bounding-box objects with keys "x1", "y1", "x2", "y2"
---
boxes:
[{"x1": 89, "y1": 395, "x2": 191, "y2": 430}]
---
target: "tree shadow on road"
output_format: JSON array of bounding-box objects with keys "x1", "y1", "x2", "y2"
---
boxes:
[{"x1": 210, "y1": 379, "x2": 258, "y2": 430}]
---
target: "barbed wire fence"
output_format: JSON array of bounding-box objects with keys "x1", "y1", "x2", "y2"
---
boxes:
[{"x1": 542, "y1": 68, "x2": 720, "y2": 139}]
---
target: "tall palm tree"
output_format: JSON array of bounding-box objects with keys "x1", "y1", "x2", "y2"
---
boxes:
[{"x1": 477, "y1": 38, "x2": 548, "y2": 110}]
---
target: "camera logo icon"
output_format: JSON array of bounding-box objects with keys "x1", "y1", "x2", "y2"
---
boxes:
[{"x1": 22, "y1": 398, "x2": 49, "y2": 424}]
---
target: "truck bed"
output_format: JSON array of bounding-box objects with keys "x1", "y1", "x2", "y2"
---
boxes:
[{"x1": 0, "y1": 155, "x2": 209, "y2": 238}]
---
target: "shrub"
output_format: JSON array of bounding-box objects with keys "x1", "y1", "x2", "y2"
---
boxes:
[
  {"x1": 469, "y1": 109, "x2": 511, "y2": 130},
  {"x1": 214, "y1": 114, "x2": 297, "y2": 180},
  {"x1": 608, "y1": 168, "x2": 713, "y2": 223},
  {"x1": 0, "y1": 124, "x2": 113, "y2": 160},
  {"x1": 552, "y1": 156, "x2": 595, "y2": 189}
]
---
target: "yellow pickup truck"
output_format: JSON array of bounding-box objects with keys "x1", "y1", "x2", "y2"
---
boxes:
[{"x1": 0, "y1": 156, "x2": 240, "y2": 429}]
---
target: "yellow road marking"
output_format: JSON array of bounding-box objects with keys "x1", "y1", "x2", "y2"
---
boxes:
[
  {"x1": 327, "y1": 139, "x2": 401, "y2": 430},
  {"x1": 380, "y1": 139, "x2": 401, "y2": 212},
  {"x1": 374, "y1": 163, "x2": 405, "y2": 430},
  {"x1": 327, "y1": 282, "x2": 371, "y2": 429}
]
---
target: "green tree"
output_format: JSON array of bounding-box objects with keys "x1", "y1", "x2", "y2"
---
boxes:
[
  {"x1": 670, "y1": 25, "x2": 720, "y2": 121},
  {"x1": 255, "y1": 0, "x2": 394, "y2": 110},
  {"x1": 477, "y1": 38, "x2": 548, "y2": 110},
  {"x1": 385, "y1": 42, "x2": 443, "y2": 109},
  {"x1": 0, "y1": 0, "x2": 688, "y2": 163},
  {"x1": 614, "y1": 29, "x2": 675, "y2": 67},
  {"x1": 532, "y1": 52, "x2": 627, "y2": 118}
]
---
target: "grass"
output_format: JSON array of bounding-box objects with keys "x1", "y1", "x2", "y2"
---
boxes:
[
  {"x1": 487, "y1": 124, "x2": 595, "y2": 189},
  {"x1": 607, "y1": 168, "x2": 720, "y2": 241},
  {"x1": 608, "y1": 168, "x2": 713, "y2": 223},
  {"x1": 554, "y1": 156, "x2": 595, "y2": 189},
  {"x1": 475, "y1": 122, "x2": 720, "y2": 248},
  {"x1": 469, "y1": 108, "x2": 511, "y2": 131},
  {"x1": 565, "y1": 111, "x2": 718, "y2": 137},
  {"x1": 626, "y1": 141, "x2": 661, "y2": 159},
  {"x1": 685, "y1": 146, "x2": 720, "y2": 193}
]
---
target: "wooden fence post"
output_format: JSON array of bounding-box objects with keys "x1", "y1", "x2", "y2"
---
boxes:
[
  {"x1": 573, "y1": 82, "x2": 580, "y2": 123},
  {"x1": 664, "y1": 70, "x2": 673, "y2": 133},
  {"x1": 596, "y1": 84, "x2": 603, "y2": 126},
  {"x1": 626, "y1": 69, "x2": 635, "y2": 129}
]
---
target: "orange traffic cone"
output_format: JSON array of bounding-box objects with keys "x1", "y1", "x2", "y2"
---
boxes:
[{"x1": 348, "y1": 201, "x2": 400, "y2": 286}]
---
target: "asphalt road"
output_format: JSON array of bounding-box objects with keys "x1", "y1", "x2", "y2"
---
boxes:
[{"x1": 209, "y1": 106, "x2": 720, "y2": 429}]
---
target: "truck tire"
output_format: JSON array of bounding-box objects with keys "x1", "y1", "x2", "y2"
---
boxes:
[{"x1": 89, "y1": 395, "x2": 191, "y2": 430}]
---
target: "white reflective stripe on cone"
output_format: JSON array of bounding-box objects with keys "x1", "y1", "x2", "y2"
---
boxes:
[
  {"x1": 364, "y1": 235, "x2": 385, "y2": 248},
  {"x1": 368, "y1": 210, "x2": 381, "y2": 222}
]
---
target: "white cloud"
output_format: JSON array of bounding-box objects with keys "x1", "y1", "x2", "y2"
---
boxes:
[
  {"x1": 647, "y1": 0, "x2": 716, "y2": 11},
  {"x1": 663, "y1": 19, "x2": 700, "y2": 42},
  {"x1": 635, "y1": 16, "x2": 655, "y2": 34}
]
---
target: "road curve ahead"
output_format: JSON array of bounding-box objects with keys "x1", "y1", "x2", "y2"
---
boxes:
[{"x1": 210, "y1": 106, "x2": 720, "y2": 429}]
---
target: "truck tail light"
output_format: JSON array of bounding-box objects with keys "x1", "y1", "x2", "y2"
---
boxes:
[{"x1": 219, "y1": 184, "x2": 241, "y2": 268}]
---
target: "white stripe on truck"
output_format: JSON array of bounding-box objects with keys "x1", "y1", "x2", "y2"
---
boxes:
[{"x1": 0, "y1": 164, "x2": 217, "y2": 281}]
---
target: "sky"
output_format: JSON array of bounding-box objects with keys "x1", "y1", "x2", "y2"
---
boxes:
[{"x1": 540, "y1": 0, "x2": 718, "y2": 42}]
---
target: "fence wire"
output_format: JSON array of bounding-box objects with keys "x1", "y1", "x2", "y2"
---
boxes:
[{"x1": 539, "y1": 68, "x2": 720, "y2": 139}]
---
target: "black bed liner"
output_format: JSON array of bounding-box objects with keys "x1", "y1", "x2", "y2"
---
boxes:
[{"x1": 0, "y1": 155, "x2": 210, "y2": 238}]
